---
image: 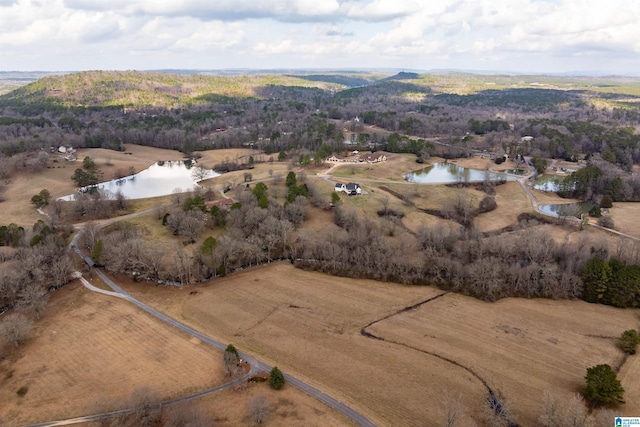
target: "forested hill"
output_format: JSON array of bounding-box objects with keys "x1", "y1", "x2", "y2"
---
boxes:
[{"x1": 0, "y1": 70, "x2": 344, "y2": 112}]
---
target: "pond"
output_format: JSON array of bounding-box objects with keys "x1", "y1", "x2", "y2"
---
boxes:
[
  {"x1": 404, "y1": 162, "x2": 515, "y2": 184},
  {"x1": 538, "y1": 202, "x2": 596, "y2": 218},
  {"x1": 533, "y1": 175, "x2": 564, "y2": 192},
  {"x1": 61, "y1": 160, "x2": 220, "y2": 201}
]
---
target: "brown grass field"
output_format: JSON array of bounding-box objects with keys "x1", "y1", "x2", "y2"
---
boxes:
[
  {"x1": 0, "y1": 280, "x2": 223, "y2": 426},
  {"x1": 609, "y1": 202, "x2": 640, "y2": 239},
  {"x1": 0, "y1": 280, "x2": 354, "y2": 427},
  {"x1": 120, "y1": 263, "x2": 640, "y2": 426},
  {"x1": 5, "y1": 146, "x2": 640, "y2": 426}
]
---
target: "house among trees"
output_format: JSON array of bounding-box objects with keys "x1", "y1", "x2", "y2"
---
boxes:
[
  {"x1": 360, "y1": 152, "x2": 387, "y2": 163},
  {"x1": 327, "y1": 154, "x2": 355, "y2": 163},
  {"x1": 56, "y1": 145, "x2": 76, "y2": 161},
  {"x1": 520, "y1": 136, "x2": 534, "y2": 143},
  {"x1": 326, "y1": 151, "x2": 387, "y2": 164}
]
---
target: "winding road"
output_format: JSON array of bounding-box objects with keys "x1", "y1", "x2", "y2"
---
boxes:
[{"x1": 24, "y1": 214, "x2": 376, "y2": 427}]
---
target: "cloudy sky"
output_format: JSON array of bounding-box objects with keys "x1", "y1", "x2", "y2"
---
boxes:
[{"x1": 1, "y1": 0, "x2": 639, "y2": 74}]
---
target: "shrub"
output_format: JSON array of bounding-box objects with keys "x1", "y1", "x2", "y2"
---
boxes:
[
  {"x1": 601, "y1": 195, "x2": 613, "y2": 209},
  {"x1": 598, "y1": 216, "x2": 615, "y2": 229},
  {"x1": 476, "y1": 195, "x2": 497, "y2": 214},
  {"x1": 16, "y1": 386, "x2": 28, "y2": 397},
  {"x1": 247, "y1": 395, "x2": 270, "y2": 425},
  {"x1": 0, "y1": 314, "x2": 33, "y2": 348},
  {"x1": 618, "y1": 330, "x2": 640, "y2": 354},
  {"x1": 269, "y1": 366, "x2": 285, "y2": 390},
  {"x1": 589, "y1": 206, "x2": 602, "y2": 218}
]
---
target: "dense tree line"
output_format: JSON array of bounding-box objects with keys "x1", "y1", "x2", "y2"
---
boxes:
[
  {"x1": 0, "y1": 220, "x2": 74, "y2": 353},
  {"x1": 295, "y1": 208, "x2": 590, "y2": 301},
  {"x1": 80, "y1": 171, "x2": 640, "y2": 306},
  {"x1": 557, "y1": 157, "x2": 640, "y2": 202},
  {"x1": 581, "y1": 257, "x2": 640, "y2": 308}
]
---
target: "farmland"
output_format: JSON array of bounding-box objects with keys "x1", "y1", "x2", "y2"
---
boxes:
[
  {"x1": 0, "y1": 278, "x2": 355, "y2": 427},
  {"x1": 122, "y1": 262, "x2": 640, "y2": 426},
  {"x1": 3, "y1": 69, "x2": 640, "y2": 425}
]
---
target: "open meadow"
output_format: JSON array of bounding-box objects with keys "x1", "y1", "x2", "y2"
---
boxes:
[
  {"x1": 122, "y1": 263, "x2": 640, "y2": 426},
  {"x1": 0, "y1": 279, "x2": 355, "y2": 427},
  {"x1": 0, "y1": 280, "x2": 224, "y2": 426}
]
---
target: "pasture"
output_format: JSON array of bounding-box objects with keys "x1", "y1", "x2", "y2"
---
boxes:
[
  {"x1": 123, "y1": 263, "x2": 640, "y2": 426},
  {"x1": 0, "y1": 279, "x2": 353, "y2": 426}
]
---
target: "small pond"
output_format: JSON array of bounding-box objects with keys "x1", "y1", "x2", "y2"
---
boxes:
[
  {"x1": 538, "y1": 202, "x2": 596, "y2": 218},
  {"x1": 404, "y1": 162, "x2": 515, "y2": 184},
  {"x1": 533, "y1": 175, "x2": 564, "y2": 192},
  {"x1": 61, "y1": 160, "x2": 220, "y2": 201}
]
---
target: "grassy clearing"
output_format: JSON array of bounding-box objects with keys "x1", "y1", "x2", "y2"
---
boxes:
[
  {"x1": 372, "y1": 292, "x2": 640, "y2": 425},
  {"x1": 118, "y1": 263, "x2": 640, "y2": 426},
  {"x1": 0, "y1": 281, "x2": 226, "y2": 426},
  {"x1": 330, "y1": 153, "x2": 417, "y2": 181},
  {"x1": 609, "y1": 202, "x2": 640, "y2": 239},
  {"x1": 0, "y1": 277, "x2": 353, "y2": 426},
  {"x1": 474, "y1": 182, "x2": 534, "y2": 232}
]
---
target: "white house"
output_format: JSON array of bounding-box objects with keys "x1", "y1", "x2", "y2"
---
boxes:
[{"x1": 334, "y1": 182, "x2": 362, "y2": 195}]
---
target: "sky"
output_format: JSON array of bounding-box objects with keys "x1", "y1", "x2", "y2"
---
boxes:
[{"x1": 1, "y1": 0, "x2": 639, "y2": 75}]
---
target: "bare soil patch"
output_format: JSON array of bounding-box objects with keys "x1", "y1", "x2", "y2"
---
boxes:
[{"x1": 119, "y1": 263, "x2": 640, "y2": 426}]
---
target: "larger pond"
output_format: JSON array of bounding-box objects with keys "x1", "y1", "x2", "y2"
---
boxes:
[
  {"x1": 61, "y1": 160, "x2": 220, "y2": 201},
  {"x1": 404, "y1": 162, "x2": 516, "y2": 184},
  {"x1": 538, "y1": 202, "x2": 595, "y2": 218}
]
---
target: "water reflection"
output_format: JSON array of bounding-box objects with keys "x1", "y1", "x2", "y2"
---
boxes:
[
  {"x1": 539, "y1": 202, "x2": 595, "y2": 217},
  {"x1": 533, "y1": 176, "x2": 563, "y2": 192},
  {"x1": 404, "y1": 162, "x2": 513, "y2": 184},
  {"x1": 61, "y1": 160, "x2": 219, "y2": 201}
]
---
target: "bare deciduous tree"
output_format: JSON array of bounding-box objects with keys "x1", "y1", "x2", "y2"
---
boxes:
[
  {"x1": 247, "y1": 395, "x2": 270, "y2": 425},
  {"x1": 163, "y1": 402, "x2": 210, "y2": 427},
  {"x1": 439, "y1": 393, "x2": 465, "y2": 427},
  {"x1": 539, "y1": 391, "x2": 593, "y2": 427},
  {"x1": 127, "y1": 387, "x2": 161, "y2": 427},
  {"x1": 0, "y1": 313, "x2": 33, "y2": 348},
  {"x1": 18, "y1": 283, "x2": 48, "y2": 320}
]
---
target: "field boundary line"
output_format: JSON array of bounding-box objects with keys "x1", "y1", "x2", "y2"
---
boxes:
[{"x1": 360, "y1": 291, "x2": 519, "y2": 427}]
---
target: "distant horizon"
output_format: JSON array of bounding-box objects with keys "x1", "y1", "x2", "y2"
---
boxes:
[{"x1": 1, "y1": 68, "x2": 640, "y2": 79}]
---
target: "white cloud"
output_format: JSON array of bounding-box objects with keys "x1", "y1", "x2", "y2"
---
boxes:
[{"x1": 1, "y1": 0, "x2": 639, "y2": 72}]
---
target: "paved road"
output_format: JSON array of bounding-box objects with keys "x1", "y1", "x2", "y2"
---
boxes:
[
  {"x1": 91, "y1": 268, "x2": 377, "y2": 427},
  {"x1": 37, "y1": 219, "x2": 378, "y2": 427}
]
